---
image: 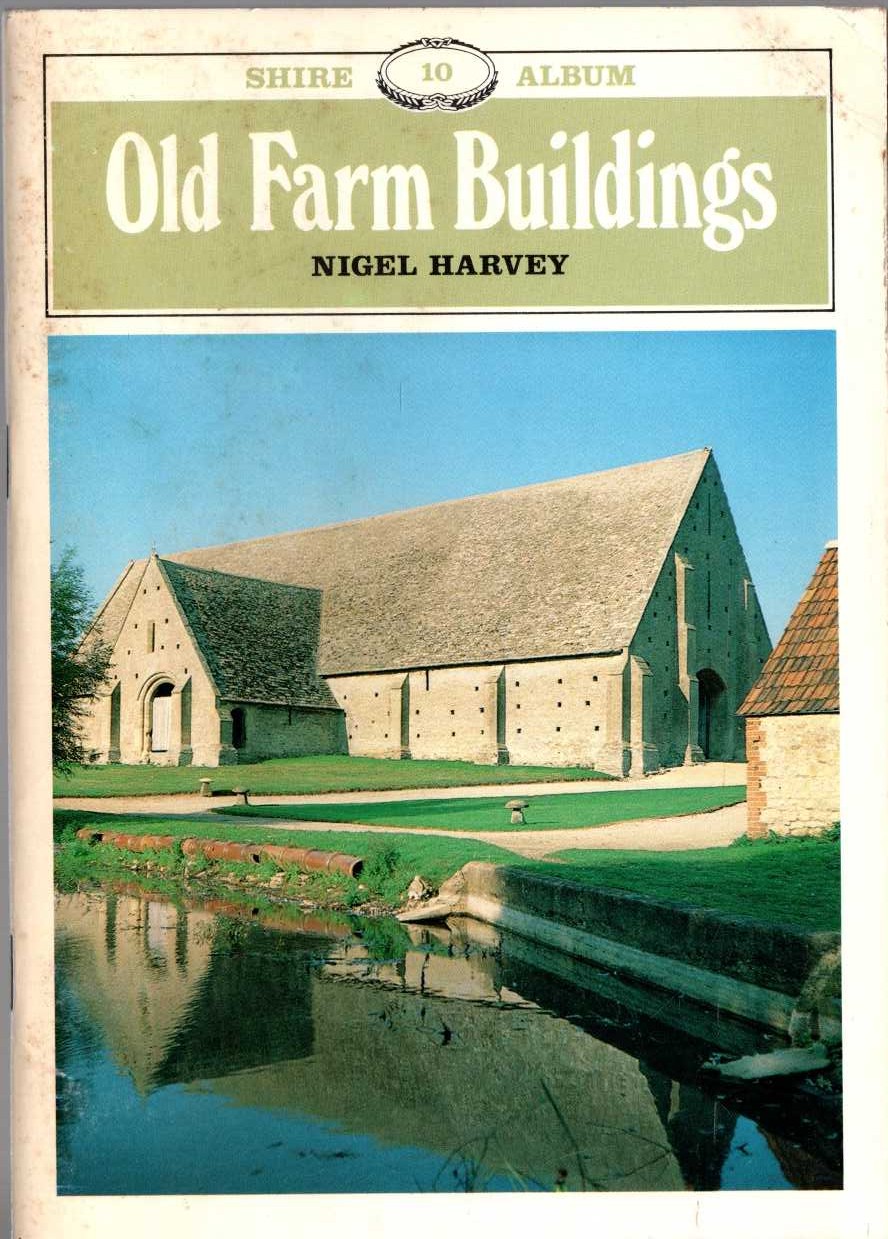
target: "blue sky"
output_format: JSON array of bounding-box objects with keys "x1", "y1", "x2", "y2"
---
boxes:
[{"x1": 49, "y1": 330, "x2": 835, "y2": 643}]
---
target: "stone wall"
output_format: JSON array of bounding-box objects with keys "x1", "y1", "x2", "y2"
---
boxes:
[
  {"x1": 631, "y1": 456, "x2": 772, "y2": 769},
  {"x1": 82, "y1": 556, "x2": 221, "y2": 766},
  {"x1": 325, "y1": 671, "x2": 407, "y2": 759},
  {"x1": 81, "y1": 454, "x2": 769, "y2": 775},
  {"x1": 745, "y1": 714, "x2": 840, "y2": 837},
  {"x1": 81, "y1": 556, "x2": 349, "y2": 768},
  {"x1": 499, "y1": 655, "x2": 622, "y2": 769},
  {"x1": 406, "y1": 665, "x2": 501, "y2": 763},
  {"x1": 328, "y1": 666, "x2": 502, "y2": 764},
  {"x1": 221, "y1": 702, "x2": 346, "y2": 763},
  {"x1": 327, "y1": 653, "x2": 626, "y2": 770}
]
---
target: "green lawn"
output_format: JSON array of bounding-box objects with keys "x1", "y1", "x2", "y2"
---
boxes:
[
  {"x1": 542, "y1": 836, "x2": 840, "y2": 932},
  {"x1": 53, "y1": 754, "x2": 610, "y2": 798},
  {"x1": 54, "y1": 810, "x2": 838, "y2": 931},
  {"x1": 219, "y1": 785, "x2": 746, "y2": 832}
]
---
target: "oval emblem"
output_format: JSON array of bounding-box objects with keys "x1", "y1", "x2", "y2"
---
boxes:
[{"x1": 377, "y1": 38, "x2": 497, "y2": 112}]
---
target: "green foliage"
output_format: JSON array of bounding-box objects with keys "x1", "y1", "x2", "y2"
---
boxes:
[
  {"x1": 53, "y1": 805, "x2": 838, "y2": 931},
  {"x1": 215, "y1": 857, "x2": 280, "y2": 882},
  {"x1": 53, "y1": 808, "x2": 524, "y2": 909},
  {"x1": 208, "y1": 917, "x2": 253, "y2": 954},
  {"x1": 53, "y1": 753, "x2": 611, "y2": 797},
  {"x1": 365, "y1": 845, "x2": 400, "y2": 880},
  {"x1": 299, "y1": 870, "x2": 363, "y2": 908},
  {"x1": 53, "y1": 835, "x2": 100, "y2": 890},
  {"x1": 222, "y1": 785, "x2": 746, "y2": 833},
  {"x1": 183, "y1": 851, "x2": 210, "y2": 875},
  {"x1": 729, "y1": 821, "x2": 840, "y2": 848},
  {"x1": 51, "y1": 549, "x2": 113, "y2": 771}
]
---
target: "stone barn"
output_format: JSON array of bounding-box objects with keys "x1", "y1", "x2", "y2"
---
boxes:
[
  {"x1": 739, "y1": 542, "x2": 839, "y2": 836},
  {"x1": 80, "y1": 448, "x2": 771, "y2": 775},
  {"x1": 78, "y1": 555, "x2": 345, "y2": 766}
]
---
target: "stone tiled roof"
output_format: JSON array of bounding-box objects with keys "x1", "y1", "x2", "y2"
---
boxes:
[
  {"x1": 162, "y1": 449, "x2": 711, "y2": 676},
  {"x1": 85, "y1": 559, "x2": 146, "y2": 647},
  {"x1": 160, "y1": 559, "x2": 338, "y2": 709},
  {"x1": 739, "y1": 544, "x2": 838, "y2": 717}
]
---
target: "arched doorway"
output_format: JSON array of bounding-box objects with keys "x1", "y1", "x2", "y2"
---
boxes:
[
  {"x1": 697, "y1": 669, "x2": 726, "y2": 759},
  {"x1": 231, "y1": 707, "x2": 247, "y2": 752},
  {"x1": 148, "y1": 682, "x2": 174, "y2": 754}
]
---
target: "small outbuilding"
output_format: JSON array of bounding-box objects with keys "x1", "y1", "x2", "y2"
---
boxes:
[
  {"x1": 79, "y1": 553, "x2": 346, "y2": 766},
  {"x1": 739, "y1": 542, "x2": 838, "y2": 837}
]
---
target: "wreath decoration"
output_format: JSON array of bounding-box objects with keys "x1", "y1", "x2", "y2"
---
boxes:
[{"x1": 377, "y1": 38, "x2": 498, "y2": 112}]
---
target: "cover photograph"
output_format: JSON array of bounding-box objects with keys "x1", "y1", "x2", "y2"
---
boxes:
[{"x1": 4, "y1": 7, "x2": 887, "y2": 1237}]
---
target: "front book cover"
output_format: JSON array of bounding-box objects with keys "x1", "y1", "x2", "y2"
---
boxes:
[{"x1": 5, "y1": 8, "x2": 887, "y2": 1238}]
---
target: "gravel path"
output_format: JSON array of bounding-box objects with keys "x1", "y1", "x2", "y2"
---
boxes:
[
  {"x1": 54, "y1": 761, "x2": 746, "y2": 819},
  {"x1": 484, "y1": 801, "x2": 748, "y2": 857},
  {"x1": 56, "y1": 799, "x2": 747, "y2": 859},
  {"x1": 195, "y1": 801, "x2": 748, "y2": 858},
  {"x1": 54, "y1": 763, "x2": 748, "y2": 858}
]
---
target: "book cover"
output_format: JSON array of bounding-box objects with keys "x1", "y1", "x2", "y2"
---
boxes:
[{"x1": 4, "y1": 7, "x2": 887, "y2": 1236}]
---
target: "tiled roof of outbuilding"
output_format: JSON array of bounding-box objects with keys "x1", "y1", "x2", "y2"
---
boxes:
[
  {"x1": 159, "y1": 559, "x2": 338, "y2": 709},
  {"x1": 163, "y1": 449, "x2": 712, "y2": 675},
  {"x1": 739, "y1": 544, "x2": 838, "y2": 717}
]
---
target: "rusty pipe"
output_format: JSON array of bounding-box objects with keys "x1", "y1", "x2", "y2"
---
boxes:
[
  {"x1": 261, "y1": 843, "x2": 363, "y2": 878},
  {"x1": 76, "y1": 830, "x2": 363, "y2": 878},
  {"x1": 179, "y1": 838, "x2": 362, "y2": 876},
  {"x1": 75, "y1": 828, "x2": 175, "y2": 852},
  {"x1": 76, "y1": 827, "x2": 111, "y2": 842},
  {"x1": 180, "y1": 838, "x2": 264, "y2": 864},
  {"x1": 115, "y1": 833, "x2": 176, "y2": 852}
]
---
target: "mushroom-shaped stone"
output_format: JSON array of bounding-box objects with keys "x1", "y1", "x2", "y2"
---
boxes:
[{"x1": 505, "y1": 798, "x2": 529, "y2": 825}]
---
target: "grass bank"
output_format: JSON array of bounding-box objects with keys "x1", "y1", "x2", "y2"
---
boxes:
[
  {"x1": 54, "y1": 810, "x2": 838, "y2": 931},
  {"x1": 53, "y1": 754, "x2": 610, "y2": 799},
  {"x1": 218, "y1": 785, "x2": 746, "y2": 832},
  {"x1": 54, "y1": 810, "x2": 525, "y2": 911},
  {"x1": 545, "y1": 832, "x2": 841, "y2": 932}
]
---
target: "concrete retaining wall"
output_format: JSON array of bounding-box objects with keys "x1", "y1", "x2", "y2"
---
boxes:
[{"x1": 452, "y1": 863, "x2": 841, "y2": 1039}]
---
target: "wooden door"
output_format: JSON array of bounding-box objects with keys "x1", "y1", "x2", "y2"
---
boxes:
[{"x1": 151, "y1": 694, "x2": 171, "y2": 752}]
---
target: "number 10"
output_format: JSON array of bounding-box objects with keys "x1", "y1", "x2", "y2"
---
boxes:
[{"x1": 421, "y1": 62, "x2": 453, "y2": 82}]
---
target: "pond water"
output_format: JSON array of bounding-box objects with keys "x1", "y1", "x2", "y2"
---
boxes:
[{"x1": 55, "y1": 883, "x2": 842, "y2": 1195}]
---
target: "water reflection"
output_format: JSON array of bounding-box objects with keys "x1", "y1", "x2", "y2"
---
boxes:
[{"x1": 55, "y1": 886, "x2": 841, "y2": 1195}]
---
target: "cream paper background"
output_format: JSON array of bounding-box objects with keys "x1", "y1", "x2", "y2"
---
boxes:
[{"x1": 6, "y1": 7, "x2": 887, "y2": 1237}]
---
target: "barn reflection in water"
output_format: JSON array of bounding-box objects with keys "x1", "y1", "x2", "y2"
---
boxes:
[{"x1": 55, "y1": 887, "x2": 841, "y2": 1195}]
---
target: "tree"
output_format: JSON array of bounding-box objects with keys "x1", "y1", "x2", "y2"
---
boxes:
[{"x1": 51, "y1": 549, "x2": 112, "y2": 770}]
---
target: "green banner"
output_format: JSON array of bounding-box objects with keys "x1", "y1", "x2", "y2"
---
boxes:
[{"x1": 50, "y1": 97, "x2": 829, "y2": 311}]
